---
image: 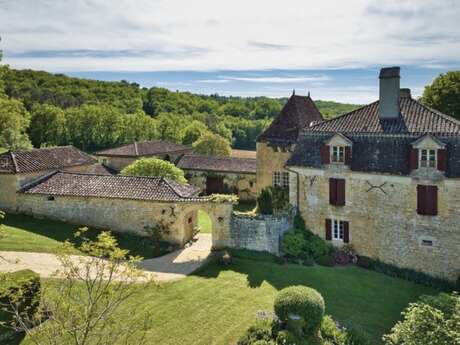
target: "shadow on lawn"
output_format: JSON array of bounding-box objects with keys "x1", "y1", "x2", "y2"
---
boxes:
[{"x1": 3, "y1": 213, "x2": 172, "y2": 259}]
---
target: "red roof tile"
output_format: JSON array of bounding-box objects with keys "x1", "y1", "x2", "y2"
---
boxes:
[
  {"x1": 177, "y1": 154, "x2": 256, "y2": 174},
  {"x1": 94, "y1": 141, "x2": 192, "y2": 157},
  {"x1": 0, "y1": 146, "x2": 96, "y2": 174}
]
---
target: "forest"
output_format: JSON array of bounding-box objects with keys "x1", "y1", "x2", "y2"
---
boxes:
[{"x1": 0, "y1": 67, "x2": 361, "y2": 152}]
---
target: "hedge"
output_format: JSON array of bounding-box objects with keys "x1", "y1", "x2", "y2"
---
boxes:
[
  {"x1": 356, "y1": 255, "x2": 454, "y2": 291},
  {"x1": 0, "y1": 270, "x2": 41, "y2": 342}
]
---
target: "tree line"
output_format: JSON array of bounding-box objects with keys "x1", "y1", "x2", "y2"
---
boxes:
[{"x1": 10, "y1": 67, "x2": 460, "y2": 153}]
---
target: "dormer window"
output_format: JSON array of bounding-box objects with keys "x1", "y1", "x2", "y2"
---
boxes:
[
  {"x1": 331, "y1": 146, "x2": 345, "y2": 163},
  {"x1": 419, "y1": 149, "x2": 436, "y2": 168}
]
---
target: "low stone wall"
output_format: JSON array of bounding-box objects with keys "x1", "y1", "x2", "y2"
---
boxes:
[{"x1": 228, "y1": 212, "x2": 292, "y2": 255}]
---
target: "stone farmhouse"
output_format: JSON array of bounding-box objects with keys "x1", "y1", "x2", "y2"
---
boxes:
[
  {"x1": 0, "y1": 145, "x2": 233, "y2": 247},
  {"x1": 94, "y1": 140, "x2": 256, "y2": 200},
  {"x1": 258, "y1": 66, "x2": 460, "y2": 281}
]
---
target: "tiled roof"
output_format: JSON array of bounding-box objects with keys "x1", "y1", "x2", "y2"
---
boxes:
[
  {"x1": 177, "y1": 154, "x2": 256, "y2": 174},
  {"x1": 307, "y1": 97, "x2": 460, "y2": 135},
  {"x1": 258, "y1": 94, "x2": 323, "y2": 143},
  {"x1": 94, "y1": 141, "x2": 192, "y2": 157},
  {"x1": 20, "y1": 171, "x2": 203, "y2": 202},
  {"x1": 231, "y1": 149, "x2": 257, "y2": 159},
  {"x1": 0, "y1": 146, "x2": 97, "y2": 174}
]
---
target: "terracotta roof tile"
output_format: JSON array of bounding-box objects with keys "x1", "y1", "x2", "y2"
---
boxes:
[
  {"x1": 177, "y1": 154, "x2": 256, "y2": 174},
  {"x1": 231, "y1": 149, "x2": 257, "y2": 159},
  {"x1": 258, "y1": 94, "x2": 323, "y2": 143},
  {"x1": 0, "y1": 146, "x2": 96, "y2": 174},
  {"x1": 20, "y1": 171, "x2": 203, "y2": 202},
  {"x1": 94, "y1": 141, "x2": 192, "y2": 157},
  {"x1": 307, "y1": 97, "x2": 460, "y2": 135}
]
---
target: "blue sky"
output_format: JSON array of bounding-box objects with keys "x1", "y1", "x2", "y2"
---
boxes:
[{"x1": 1, "y1": 0, "x2": 459, "y2": 103}]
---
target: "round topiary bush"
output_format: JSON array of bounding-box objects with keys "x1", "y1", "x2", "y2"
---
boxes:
[{"x1": 274, "y1": 286, "x2": 325, "y2": 336}]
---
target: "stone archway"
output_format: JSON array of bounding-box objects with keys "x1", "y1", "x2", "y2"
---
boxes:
[{"x1": 177, "y1": 201, "x2": 233, "y2": 250}]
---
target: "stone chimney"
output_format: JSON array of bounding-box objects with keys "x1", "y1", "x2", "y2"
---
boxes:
[
  {"x1": 400, "y1": 88, "x2": 411, "y2": 98},
  {"x1": 379, "y1": 66, "x2": 400, "y2": 119}
]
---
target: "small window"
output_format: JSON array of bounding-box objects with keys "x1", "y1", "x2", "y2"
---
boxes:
[
  {"x1": 249, "y1": 181, "x2": 254, "y2": 188},
  {"x1": 331, "y1": 146, "x2": 345, "y2": 163},
  {"x1": 421, "y1": 239, "x2": 433, "y2": 247},
  {"x1": 282, "y1": 172, "x2": 289, "y2": 190},
  {"x1": 102, "y1": 158, "x2": 108, "y2": 165},
  {"x1": 333, "y1": 220, "x2": 345, "y2": 241},
  {"x1": 419, "y1": 149, "x2": 437, "y2": 168},
  {"x1": 47, "y1": 196, "x2": 55, "y2": 201},
  {"x1": 272, "y1": 172, "x2": 281, "y2": 187}
]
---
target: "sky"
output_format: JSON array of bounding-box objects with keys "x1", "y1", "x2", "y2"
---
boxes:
[{"x1": 1, "y1": 0, "x2": 459, "y2": 103}]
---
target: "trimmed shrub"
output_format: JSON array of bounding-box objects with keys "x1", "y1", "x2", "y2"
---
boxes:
[
  {"x1": 0, "y1": 270, "x2": 41, "y2": 341},
  {"x1": 356, "y1": 255, "x2": 454, "y2": 290},
  {"x1": 335, "y1": 250, "x2": 350, "y2": 266},
  {"x1": 281, "y1": 231, "x2": 306, "y2": 258},
  {"x1": 299, "y1": 252, "x2": 315, "y2": 267},
  {"x1": 316, "y1": 254, "x2": 335, "y2": 267},
  {"x1": 274, "y1": 286, "x2": 325, "y2": 336},
  {"x1": 237, "y1": 319, "x2": 274, "y2": 345},
  {"x1": 302, "y1": 231, "x2": 334, "y2": 260},
  {"x1": 257, "y1": 188, "x2": 273, "y2": 215}
]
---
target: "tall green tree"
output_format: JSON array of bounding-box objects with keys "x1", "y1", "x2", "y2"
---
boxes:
[
  {"x1": 29, "y1": 103, "x2": 66, "y2": 147},
  {"x1": 119, "y1": 112, "x2": 159, "y2": 144},
  {"x1": 422, "y1": 71, "x2": 460, "y2": 120},
  {"x1": 182, "y1": 121, "x2": 209, "y2": 145},
  {"x1": 156, "y1": 113, "x2": 186, "y2": 143},
  {"x1": 0, "y1": 98, "x2": 32, "y2": 150},
  {"x1": 121, "y1": 158, "x2": 187, "y2": 184},
  {"x1": 192, "y1": 132, "x2": 231, "y2": 156}
]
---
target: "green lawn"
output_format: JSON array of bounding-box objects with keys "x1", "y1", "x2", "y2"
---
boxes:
[
  {"x1": 197, "y1": 210, "x2": 212, "y2": 233},
  {"x1": 22, "y1": 259, "x2": 436, "y2": 345},
  {"x1": 0, "y1": 213, "x2": 172, "y2": 259}
]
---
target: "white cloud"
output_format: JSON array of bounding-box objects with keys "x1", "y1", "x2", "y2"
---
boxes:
[
  {"x1": 0, "y1": 0, "x2": 459, "y2": 72},
  {"x1": 221, "y1": 76, "x2": 330, "y2": 83}
]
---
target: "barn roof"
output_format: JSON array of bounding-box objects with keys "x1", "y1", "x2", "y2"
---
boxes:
[
  {"x1": 0, "y1": 146, "x2": 96, "y2": 174},
  {"x1": 94, "y1": 141, "x2": 192, "y2": 157},
  {"x1": 20, "y1": 171, "x2": 203, "y2": 202},
  {"x1": 176, "y1": 154, "x2": 256, "y2": 174}
]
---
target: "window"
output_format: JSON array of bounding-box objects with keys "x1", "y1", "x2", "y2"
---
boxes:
[
  {"x1": 417, "y1": 185, "x2": 438, "y2": 216},
  {"x1": 102, "y1": 158, "x2": 108, "y2": 165},
  {"x1": 325, "y1": 219, "x2": 349, "y2": 243},
  {"x1": 329, "y1": 178, "x2": 345, "y2": 206},
  {"x1": 331, "y1": 146, "x2": 345, "y2": 163},
  {"x1": 421, "y1": 239, "x2": 433, "y2": 247},
  {"x1": 47, "y1": 196, "x2": 55, "y2": 201},
  {"x1": 419, "y1": 149, "x2": 437, "y2": 168},
  {"x1": 272, "y1": 172, "x2": 280, "y2": 187},
  {"x1": 272, "y1": 171, "x2": 289, "y2": 189}
]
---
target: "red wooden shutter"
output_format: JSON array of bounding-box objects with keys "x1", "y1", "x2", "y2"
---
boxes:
[
  {"x1": 320, "y1": 145, "x2": 330, "y2": 164},
  {"x1": 343, "y1": 221, "x2": 349, "y2": 243},
  {"x1": 417, "y1": 185, "x2": 426, "y2": 215},
  {"x1": 426, "y1": 186, "x2": 438, "y2": 216},
  {"x1": 345, "y1": 146, "x2": 352, "y2": 165},
  {"x1": 437, "y1": 149, "x2": 447, "y2": 171},
  {"x1": 417, "y1": 185, "x2": 438, "y2": 216},
  {"x1": 336, "y1": 179, "x2": 345, "y2": 206},
  {"x1": 329, "y1": 178, "x2": 337, "y2": 205},
  {"x1": 325, "y1": 219, "x2": 332, "y2": 240},
  {"x1": 409, "y1": 148, "x2": 418, "y2": 170}
]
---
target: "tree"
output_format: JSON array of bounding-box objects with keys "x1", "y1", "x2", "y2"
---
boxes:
[
  {"x1": 156, "y1": 113, "x2": 185, "y2": 143},
  {"x1": 119, "y1": 112, "x2": 159, "y2": 144},
  {"x1": 1, "y1": 229, "x2": 153, "y2": 345},
  {"x1": 383, "y1": 293, "x2": 460, "y2": 345},
  {"x1": 192, "y1": 132, "x2": 231, "y2": 156},
  {"x1": 120, "y1": 157, "x2": 187, "y2": 184},
  {"x1": 251, "y1": 98, "x2": 282, "y2": 119},
  {"x1": 422, "y1": 71, "x2": 460, "y2": 120},
  {"x1": 182, "y1": 121, "x2": 209, "y2": 145},
  {"x1": 0, "y1": 98, "x2": 32, "y2": 150},
  {"x1": 29, "y1": 104, "x2": 66, "y2": 147}
]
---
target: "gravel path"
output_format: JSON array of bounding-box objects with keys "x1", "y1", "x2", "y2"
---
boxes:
[{"x1": 0, "y1": 234, "x2": 212, "y2": 282}]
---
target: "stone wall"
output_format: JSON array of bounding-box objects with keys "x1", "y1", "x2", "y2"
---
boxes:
[
  {"x1": 256, "y1": 142, "x2": 294, "y2": 194},
  {"x1": 16, "y1": 193, "x2": 233, "y2": 247},
  {"x1": 290, "y1": 165, "x2": 460, "y2": 281},
  {"x1": 186, "y1": 170, "x2": 256, "y2": 201},
  {"x1": 227, "y1": 212, "x2": 292, "y2": 255}
]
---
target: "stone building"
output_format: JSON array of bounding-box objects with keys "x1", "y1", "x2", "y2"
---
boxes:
[
  {"x1": 0, "y1": 146, "x2": 111, "y2": 212},
  {"x1": 93, "y1": 140, "x2": 193, "y2": 172},
  {"x1": 94, "y1": 140, "x2": 257, "y2": 200},
  {"x1": 256, "y1": 92, "x2": 323, "y2": 196},
  {"x1": 286, "y1": 67, "x2": 460, "y2": 281},
  {"x1": 17, "y1": 171, "x2": 232, "y2": 246},
  {"x1": 176, "y1": 154, "x2": 256, "y2": 200}
]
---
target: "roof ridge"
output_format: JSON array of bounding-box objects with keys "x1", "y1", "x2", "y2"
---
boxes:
[
  {"x1": 9, "y1": 152, "x2": 19, "y2": 173},
  {"x1": 19, "y1": 170, "x2": 59, "y2": 193},
  {"x1": 134, "y1": 141, "x2": 139, "y2": 156}
]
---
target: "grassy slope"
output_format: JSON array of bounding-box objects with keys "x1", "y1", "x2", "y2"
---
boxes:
[
  {"x1": 0, "y1": 213, "x2": 170, "y2": 259},
  {"x1": 23, "y1": 259, "x2": 435, "y2": 345}
]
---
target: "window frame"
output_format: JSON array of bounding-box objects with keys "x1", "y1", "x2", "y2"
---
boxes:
[
  {"x1": 332, "y1": 219, "x2": 345, "y2": 241},
  {"x1": 272, "y1": 171, "x2": 281, "y2": 188},
  {"x1": 419, "y1": 148, "x2": 437, "y2": 168},
  {"x1": 331, "y1": 146, "x2": 345, "y2": 163},
  {"x1": 281, "y1": 171, "x2": 289, "y2": 190}
]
